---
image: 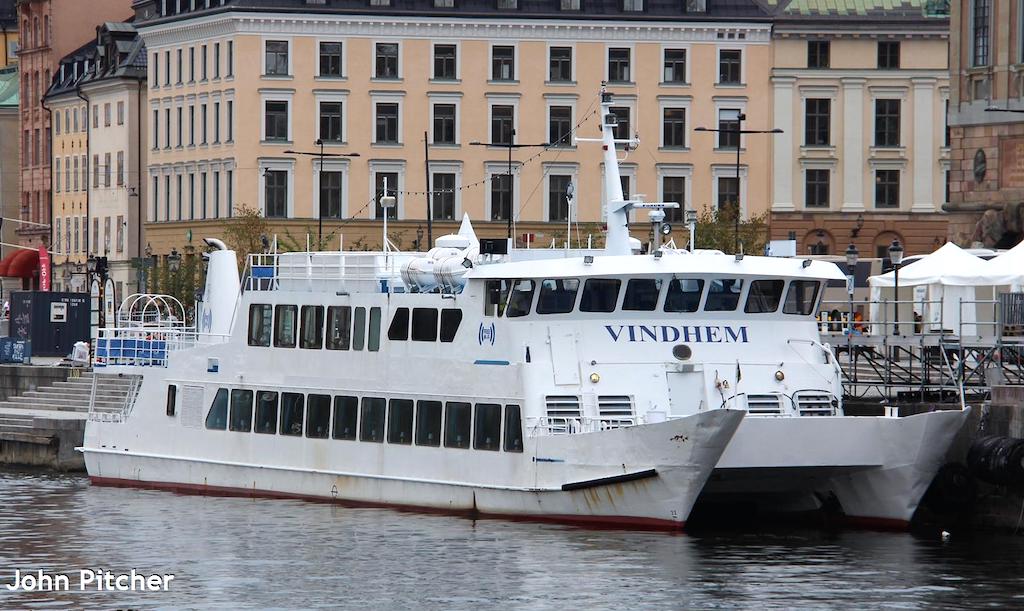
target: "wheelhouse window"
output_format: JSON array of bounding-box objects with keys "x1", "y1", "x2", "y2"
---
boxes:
[
  {"x1": 416, "y1": 400, "x2": 443, "y2": 446},
  {"x1": 784, "y1": 280, "x2": 821, "y2": 315},
  {"x1": 368, "y1": 307, "x2": 382, "y2": 351},
  {"x1": 326, "y1": 306, "x2": 351, "y2": 350},
  {"x1": 255, "y1": 391, "x2": 279, "y2": 434},
  {"x1": 274, "y1": 305, "x2": 297, "y2": 348},
  {"x1": 332, "y1": 395, "x2": 358, "y2": 440},
  {"x1": 306, "y1": 394, "x2": 331, "y2": 438},
  {"x1": 664, "y1": 278, "x2": 703, "y2": 312},
  {"x1": 473, "y1": 403, "x2": 502, "y2": 451},
  {"x1": 504, "y1": 405, "x2": 524, "y2": 452},
  {"x1": 388, "y1": 307, "x2": 410, "y2": 341},
  {"x1": 280, "y1": 392, "x2": 304, "y2": 436},
  {"x1": 505, "y1": 280, "x2": 535, "y2": 318},
  {"x1": 705, "y1": 279, "x2": 744, "y2": 311},
  {"x1": 485, "y1": 279, "x2": 511, "y2": 317},
  {"x1": 300, "y1": 305, "x2": 324, "y2": 349},
  {"x1": 353, "y1": 307, "x2": 366, "y2": 350},
  {"x1": 248, "y1": 304, "x2": 272, "y2": 346},
  {"x1": 166, "y1": 384, "x2": 177, "y2": 416},
  {"x1": 387, "y1": 399, "x2": 414, "y2": 444},
  {"x1": 536, "y1": 278, "x2": 580, "y2": 314},
  {"x1": 623, "y1": 278, "x2": 662, "y2": 311},
  {"x1": 744, "y1": 279, "x2": 784, "y2": 313},
  {"x1": 205, "y1": 388, "x2": 228, "y2": 430},
  {"x1": 229, "y1": 389, "x2": 253, "y2": 432},
  {"x1": 440, "y1": 310, "x2": 463, "y2": 342},
  {"x1": 411, "y1": 308, "x2": 438, "y2": 342},
  {"x1": 360, "y1": 397, "x2": 386, "y2": 442},
  {"x1": 580, "y1": 278, "x2": 621, "y2": 313},
  {"x1": 444, "y1": 401, "x2": 472, "y2": 449}
]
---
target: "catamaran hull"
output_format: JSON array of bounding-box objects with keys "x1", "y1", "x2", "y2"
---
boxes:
[
  {"x1": 83, "y1": 408, "x2": 743, "y2": 530},
  {"x1": 699, "y1": 408, "x2": 970, "y2": 527}
]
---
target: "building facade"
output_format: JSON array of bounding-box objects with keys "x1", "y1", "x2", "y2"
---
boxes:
[
  {"x1": 135, "y1": 0, "x2": 778, "y2": 256},
  {"x1": 767, "y1": 0, "x2": 951, "y2": 258},
  {"x1": 0, "y1": 0, "x2": 16, "y2": 67},
  {"x1": 16, "y1": 0, "x2": 133, "y2": 256},
  {"x1": 948, "y1": 0, "x2": 1024, "y2": 248},
  {"x1": 46, "y1": 22, "x2": 148, "y2": 296}
]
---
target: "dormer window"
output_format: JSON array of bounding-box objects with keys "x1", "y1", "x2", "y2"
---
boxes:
[{"x1": 622, "y1": 0, "x2": 643, "y2": 11}]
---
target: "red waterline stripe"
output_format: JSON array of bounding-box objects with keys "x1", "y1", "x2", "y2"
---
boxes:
[
  {"x1": 89, "y1": 476, "x2": 687, "y2": 532},
  {"x1": 839, "y1": 515, "x2": 911, "y2": 531}
]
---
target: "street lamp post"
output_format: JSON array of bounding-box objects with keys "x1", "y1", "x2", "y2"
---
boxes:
[
  {"x1": 845, "y1": 243, "x2": 859, "y2": 384},
  {"x1": 284, "y1": 144, "x2": 360, "y2": 250},
  {"x1": 469, "y1": 133, "x2": 549, "y2": 240},
  {"x1": 888, "y1": 239, "x2": 904, "y2": 336},
  {"x1": 694, "y1": 118, "x2": 783, "y2": 254}
]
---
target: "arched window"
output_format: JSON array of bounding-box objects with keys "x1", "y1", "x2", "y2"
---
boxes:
[
  {"x1": 33, "y1": 17, "x2": 38, "y2": 49},
  {"x1": 874, "y1": 231, "x2": 903, "y2": 259},
  {"x1": 803, "y1": 229, "x2": 834, "y2": 255},
  {"x1": 43, "y1": 16, "x2": 48, "y2": 45}
]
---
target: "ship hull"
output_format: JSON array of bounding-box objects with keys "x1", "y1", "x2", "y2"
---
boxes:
[
  {"x1": 83, "y1": 408, "x2": 744, "y2": 530},
  {"x1": 699, "y1": 408, "x2": 970, "y2": 527}
]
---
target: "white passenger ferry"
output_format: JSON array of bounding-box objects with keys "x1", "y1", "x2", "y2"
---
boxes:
[{"x1": 82, "y1": 90, "x2": 967, "y2": 530}]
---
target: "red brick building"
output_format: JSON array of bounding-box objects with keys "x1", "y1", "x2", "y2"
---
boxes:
[{"x1": 16, "y1": 0, "x2": 131, "y2": 249}]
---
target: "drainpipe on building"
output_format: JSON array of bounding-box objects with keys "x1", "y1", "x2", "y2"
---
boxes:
[
  {"x1": 75, "y1": 86, "x2": 90, "y2": 261},
  {"x1": 41, "y1": 95, "x2": 53, "y2": 288},
  {"x1": 136, "y1": 79, "x2": 143, "y2": 284}
]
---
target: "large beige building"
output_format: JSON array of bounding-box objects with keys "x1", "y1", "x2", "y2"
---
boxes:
[
  {"x1": 134, "y1": 0, "x2": 777, "y2": 255},
  {"x1": 767, "y1": 0, "x2": 951, "y2": 258}
]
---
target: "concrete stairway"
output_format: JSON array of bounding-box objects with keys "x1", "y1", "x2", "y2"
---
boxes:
[{"x1": 0, "y1": 371, "x2": 136, "y2": 416}]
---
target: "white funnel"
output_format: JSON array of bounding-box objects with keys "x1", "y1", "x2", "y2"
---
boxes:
[{"x1": 198, "y1": 248, "x2": 240, "y2": 336}]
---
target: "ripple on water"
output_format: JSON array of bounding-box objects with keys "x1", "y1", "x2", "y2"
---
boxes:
[{"x1": 0, "y1": 469, "x2": 1023, "y2": 609}]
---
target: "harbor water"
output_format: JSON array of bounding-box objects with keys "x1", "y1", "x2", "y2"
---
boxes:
[{"x1": 2, "y1": 468, "x2": 1024, "y2": 610}]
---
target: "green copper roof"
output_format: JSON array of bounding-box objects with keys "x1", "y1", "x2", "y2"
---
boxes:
[
  {"x1": 0, "y1": 68, "x2": 18, "y2": 108},
  {"x1": 765, "y1": 0, "x2": 949, "y2": 18}
]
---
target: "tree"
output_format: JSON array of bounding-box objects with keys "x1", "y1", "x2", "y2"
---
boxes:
[
  {"x1": 222, "y1": 204, "x2": 270, "y2": 267},
  {"x1": 691, "y1": 205, "x2": 769, "y2": 255},
  {"x1": 278, "y1": 226, "x2": 340, "y2": 253}
]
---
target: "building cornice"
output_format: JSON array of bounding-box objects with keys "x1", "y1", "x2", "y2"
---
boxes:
[
  {"x1": 137, "y1": 11, "x2": 773, "y2": 47},
  {"x1": 773, "y1": 68, "x2": 949, "y2": 81}
]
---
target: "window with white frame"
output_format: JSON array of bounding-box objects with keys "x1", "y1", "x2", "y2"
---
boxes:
[
  {"x1": 375, "y1": 43, "x2": 399, "y2": 79},
  {"x1": 608, "y1": 47, "x2": 631, "y2": 83},
  {"x1": 317, "y1": 159, "x2": 348, "y2": 219},
  {"x1": 718, "y1": 49, "x2": 742, "y2": 84},
  {"x1": 265, "y1": 40, "x2": 289, "y2": 76},
  {"x1": 663, "y1": 107, "x2": 686, "y2": 148},
  {"x1": 320, "y1": 41, "x2": 343, "y2": 77},
  {"x1": 663, "y1": 48, "x2": 687, "y2": 83}
]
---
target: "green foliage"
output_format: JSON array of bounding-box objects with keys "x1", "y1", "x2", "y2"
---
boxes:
[
  {"x1": 222, "y1": 204, "x2": 270, "y2": 267},
  {"x1": 278, "y1": 226, "x2": 340, "y2": 253},
  {"x1": 150, "y1": 249, "x2": 202, "y2": 324},
  {"x1": 692, "y1": 205, "x2": 769, "y2": 255}
]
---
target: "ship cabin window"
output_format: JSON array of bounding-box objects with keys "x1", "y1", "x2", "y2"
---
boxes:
[
  {"x1": 484, "y1": 279, "x2": 512, "y2": 316},
  {"x1": 387, "y1": 399, "x2": 414, "y2": 444},
  {"x1": 205, "y1": 388, "x2": 229, "y2": 430},
  {"x1": 166, "y1": 384, "x2": 177, "y2": 416},
  {"x1": 388, "y1": 307, "x2": 410, "y2": 340},
  {"x1": 704, "y1": 279, "x2": 744, "y2": 311},
  {"x1": 306, "y1": 394, "x2": 331, "y2": 438},
  {"x1": 473, "y1": 403, "x2": 502, "y2": 451},
  {"x1": 411, "y1": 308, "x2": 439, "y2": 341},
  {"x1": 326, "y1": 306, "x2": 352, "y2": 350},
  {"x1": 744, "y1": 279, "x2": 785, "y2": 314},
  {"x1": 360, "y1": 397, "x2": 386, "y2": 442},
  {"x1": 444, "y1": 401, "x2": 472, "y2": 449},
  {"x1": 623, "y1": 278, "x2": 662, "y2": 311},
  {"x1": 353, "y1": 307, "x2": 367, "y2": 350},
  {"x1": 416, "y1": 400, "x2": 443, "y2": 446},
  {"x1": 664, "y1": 278, "x2": 704, "y2": 313},
  {"x1": 300, "y1": 305, "x2": 324, "y2": 349},
  {"x1": 783, "y1": 280, "x2": 821, "y2": 315},
  {"x1": 580, "y1": 278, "x2": 621, "y2": 313},
  {"x1": 368, "y1": 307, "x2": 382, "y2": 351},
  {"x1": 536, "y1": 278, "x2": 580, "y2": 314},
  {"x1": 439, "y1": 310, "x2": 462, "y2": 342},
  {"x1": 248, "y1": 304, "x2": 272, "y2": 346},
  {"x1": 255, "y1": 391, "x2": 279, "y2": 434},
  {"x1": 332, "y1": 395, "x2": 359, "y2": 440},
  {"x1": 504, "y1": 405, "x2": 524, "y2": 452},
  {"x1": 280, "y1": 392, "x2": 304, "y2": 436},
  {"x1": 274, "y1": 305, "x2": 298, "y2": 348},
  {"x1": 229, "y1": 389, "x2": 253, "y2": 432},
  {"x1": 505, "y1": 280, "x2": 536, "y2": 318}
]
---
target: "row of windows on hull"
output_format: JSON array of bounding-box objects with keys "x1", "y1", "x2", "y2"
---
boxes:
[
  {"x1": 248, "y1": 305, "x2": 464, "y2": 349},
  {"x1": 484, "y1": 277, "x2": 822, "y2": 318},
  {"x1": 174, "y1": 385, "x2": 524, "y2": 453}
]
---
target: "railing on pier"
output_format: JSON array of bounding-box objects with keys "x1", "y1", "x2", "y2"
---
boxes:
[
  {"x1": 244, "y1": 251, "x2": 423, "y2": 294},
  {"x1": 94, "y1": 326, "x2": 230, "y2": 368},
  {"x1": 820, "y1": 296, "x2": 1024, "y2": 402}
]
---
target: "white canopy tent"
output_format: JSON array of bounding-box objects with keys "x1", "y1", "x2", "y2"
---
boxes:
[
  {"x1": 976, "y1": 241, "x2": 1024, "y2": 291},
  {"x1": 868, "y1": 243, "x2": 997, "y2": 337}
]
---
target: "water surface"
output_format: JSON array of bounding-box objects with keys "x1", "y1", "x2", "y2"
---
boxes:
[{"x1": 1, "y1": 469, "x2": 1022, "y2": 609}]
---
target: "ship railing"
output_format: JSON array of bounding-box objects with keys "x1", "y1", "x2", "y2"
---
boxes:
[
  {"x1": 528, "y1": 416, "x2": 638, "y2": 436},
  {"x1": 93, "y1": 326, "x2": 230, "y2": 368},
  {"x1": 86, "y1": 373, "x2": 143, "y2": 423},
  {"x1": 244, "y1": 251, "x2": 422, "y2": 294}
]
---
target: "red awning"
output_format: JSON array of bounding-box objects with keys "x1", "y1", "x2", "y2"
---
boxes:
[{"x1": 0, "y1": 249, "x2": 39, "y2": 278}]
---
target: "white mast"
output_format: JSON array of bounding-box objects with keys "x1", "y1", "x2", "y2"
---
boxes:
[{"x1": 599, "y1": 90, "x2": 631, "y2": 256}]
